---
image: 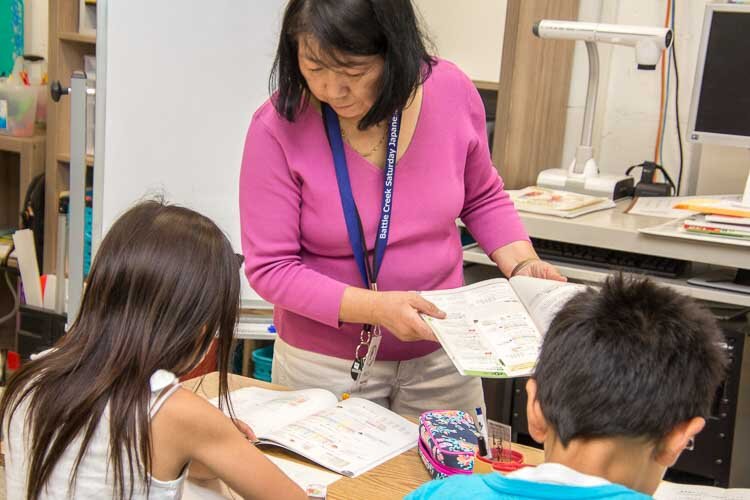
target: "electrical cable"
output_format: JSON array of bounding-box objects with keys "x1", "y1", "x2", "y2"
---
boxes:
[
  {"x1": 671, "y1": 2, "x2": 684, "y2": 194},
  {"x1": 654, "y1": 0, "x2": 672, "y2": 166},
  {"x1": 658, "y1": 11, "x2": 674, "y2": 167},
  {"x1": 0, "y1": 271, "x2": 19, "y2": 326}
]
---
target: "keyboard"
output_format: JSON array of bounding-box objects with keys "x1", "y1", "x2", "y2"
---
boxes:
[{"x1": 531, "y1": 237, "x2": 689, "y2": 278}]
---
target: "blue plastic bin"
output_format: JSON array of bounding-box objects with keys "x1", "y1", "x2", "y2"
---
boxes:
[{"x1": 252, "y1": 344, "x2": 274, "y2": 382}]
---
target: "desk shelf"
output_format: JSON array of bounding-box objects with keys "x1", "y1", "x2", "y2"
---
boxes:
[{"x1": 463, "y1": 245, "x2": 750, "y2": 307}]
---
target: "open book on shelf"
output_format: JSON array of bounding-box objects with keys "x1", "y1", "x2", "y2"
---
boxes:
[
  {"x1": 421, "y1": 277, "x2": 585, "y2": 378},
  {"x1": 212, "y1": 387, "x2": 417, "y2": 477},
  {"x1": 509, "y1": 187, "x2": 616, "y2": 218}
]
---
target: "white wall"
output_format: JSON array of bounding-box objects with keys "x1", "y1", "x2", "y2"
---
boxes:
[
  {"x1": 414, "y1": 0, "x2": 507, "y2": 83},
  {"x1": 561, "y1": 0, "x2": 749, "y2": 195}
]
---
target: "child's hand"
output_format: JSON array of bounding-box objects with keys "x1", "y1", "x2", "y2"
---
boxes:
[{"x1": 233, "y1": 419, "x2": 257, "y2": 442}]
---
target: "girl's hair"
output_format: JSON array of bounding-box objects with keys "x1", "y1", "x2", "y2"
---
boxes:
[
  {"x1": 0, "y1": 200, "x2": 241, "y2": 500},
  {"x1": 270, "y1": 0, "x2": 435, "y2": 130}
]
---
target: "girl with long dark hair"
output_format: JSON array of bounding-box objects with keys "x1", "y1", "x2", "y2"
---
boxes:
[{"x1": 1, "y1": 201, "x2": 305, "y2": 499}]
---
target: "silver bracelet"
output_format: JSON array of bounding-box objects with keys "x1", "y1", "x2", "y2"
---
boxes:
[{"x1": 510, "y1": 258, "x2": 540, "y2": 277}]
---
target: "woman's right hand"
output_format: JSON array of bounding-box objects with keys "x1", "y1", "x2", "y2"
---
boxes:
[{"x1": 371, "y1": 291, "x2": 446, "y2": 342}]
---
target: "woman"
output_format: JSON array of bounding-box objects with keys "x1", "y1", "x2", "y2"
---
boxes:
[{"x1": 240, "y1": 0, "x2": 563, "y2": 415}]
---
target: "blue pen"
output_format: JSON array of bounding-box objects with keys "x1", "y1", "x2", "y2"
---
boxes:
[{"x1": 475, "y1": 407, "x2": 492, "y2": 458}]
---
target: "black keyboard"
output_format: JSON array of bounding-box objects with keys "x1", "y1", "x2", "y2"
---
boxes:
[{"x1": 531, "y1": 237, "x2": 689, "y2": 278}]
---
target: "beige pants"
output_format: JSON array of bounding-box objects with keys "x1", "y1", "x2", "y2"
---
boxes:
[{"x1": 271, "y1": 337, "x2": 485, "y2": 417}]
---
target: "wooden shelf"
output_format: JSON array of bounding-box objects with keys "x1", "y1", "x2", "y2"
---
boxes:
[
  {"x1": 0, "y1": 132, "x2": 47, "y2": 152},
  {"x1": 45, "y1": 0, "x2": 99, "y2": 272},
  {"x1": 473, "y1": 80, "x2": 500, "y2": 91},
  {"x1": 58, "y1": 31, "x2": 96, "y2": 44},
  {"x1": 57, "y1": 153, "x2": 95, "y2": 167}
]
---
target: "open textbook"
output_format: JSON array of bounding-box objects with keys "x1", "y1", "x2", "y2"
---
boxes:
[
  {"x1": 509, "y1": 186, "x2": 616, "y2": 218},
  {"x1": 212, "y1": 387, "x2": 417, "y2": 477},
  {"x1": 421, "y1": 277, "x2": 585, "y2": 378}
]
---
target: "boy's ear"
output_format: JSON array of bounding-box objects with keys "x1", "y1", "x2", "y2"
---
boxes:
[
  {"x1": 654, "y1": 417, "x2": 705, "y2": 467},
  {"x1": 525, "y1": 379, "x2": 548, "y2": 444}
]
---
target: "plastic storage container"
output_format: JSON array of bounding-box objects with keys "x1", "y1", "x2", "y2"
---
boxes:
[
  {"x1": 34, "y1": 84, "x2": 47, "y2": 128},
  {"x1": 0, "y1": 84, "x2": 38, "y2": 137},
  {"x1": 252, "y1": 344, "x2": 274, "y2": 382}
]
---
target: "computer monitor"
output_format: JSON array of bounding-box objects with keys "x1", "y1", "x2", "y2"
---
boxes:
[{"x1": 687, "y1": 3, "x2": 750, "y2": 206}]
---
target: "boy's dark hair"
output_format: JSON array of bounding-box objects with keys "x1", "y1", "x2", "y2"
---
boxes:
[
  {"x1": 270, "y1": 0, "x2": 434, "y2": 130},
  {"x1": 534, "y1": 275, "x2": 729, "y2": 446}
]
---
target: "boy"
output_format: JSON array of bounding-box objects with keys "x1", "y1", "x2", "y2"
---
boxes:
[{"x1": 408, "y1": 276, "x2": 728, "y2": 499}]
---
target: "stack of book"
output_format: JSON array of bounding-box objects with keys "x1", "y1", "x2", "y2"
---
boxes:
[
  {"x1": 682, "y1": 214, "x2": 750, "y2": 241},
  {"x1": 672, "y1": 198, "x2": 750, "y2": 241}
]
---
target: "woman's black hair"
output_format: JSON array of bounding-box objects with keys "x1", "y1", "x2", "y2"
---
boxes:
[{"x1": 270, "y1": 0, "x2": 434, "y2": 130}]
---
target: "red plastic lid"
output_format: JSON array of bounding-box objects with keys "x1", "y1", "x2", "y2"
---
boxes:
[
  {"x1": 493, "y1": 456, "x2": 531, "y2": 473},
  {"x1": 475, "y1": 449, "x2": 530, "y2": 473},
  {"x1": 7, "y1": 351, "x2": 21, "y2": 370}
]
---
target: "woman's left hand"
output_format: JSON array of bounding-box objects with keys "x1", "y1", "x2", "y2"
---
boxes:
[{"x1": 514, "y1": 259, "x2": 566, "y2": 282}]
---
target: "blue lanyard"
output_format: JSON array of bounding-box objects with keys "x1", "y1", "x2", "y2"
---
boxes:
[{"x1": 322, "y1": 103, "x2": 402, "y2": 289}]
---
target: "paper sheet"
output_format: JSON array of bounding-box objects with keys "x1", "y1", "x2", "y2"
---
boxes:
[
  {"x1": 626, "y1": 197, "x2": 699, "y2": 219},
  {"x1": 654, "y1": 481, "x2": 750, "y2": 499},
  {"x1": 266, "y1": 455, "x2": 341, "y2": 491},
  {"x1": 181, "y1": 457, "x2": 341, "y2": 500},
  {"x1": 626, "y1": 195, "x2": 741, "y2": 219},
  {"x1": 12, "y1": 229, "x2": 43, "y2": 306}
]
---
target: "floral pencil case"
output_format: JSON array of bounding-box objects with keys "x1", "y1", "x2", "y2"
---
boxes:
[{"x1": 417, "y1": 410, "x2": 478, "y2": 479}]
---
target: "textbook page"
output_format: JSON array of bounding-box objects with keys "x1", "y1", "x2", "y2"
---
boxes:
[
  {"x1": 265, "y1": 456, "x2": 341, "y2": 491},
  {"x1": 421, "y1": 279, "x2": 541, "y2": 377},
  {"x1": 263, "y1": 397, "x2": 418, "y2": 477},
  {"x1": 216, "y1": 387, "x2": 338, "y2": 437},
  {"x1": 654, "y1": 481, "x2": 750, "y2": 500},
  {"x1": 509, "y1": 276, "x2": 585, "y2": 333}
]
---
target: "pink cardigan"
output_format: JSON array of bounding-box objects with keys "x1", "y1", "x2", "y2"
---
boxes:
[{"x1": 240, "y1": 59, "x2": 528, "y2": 361}]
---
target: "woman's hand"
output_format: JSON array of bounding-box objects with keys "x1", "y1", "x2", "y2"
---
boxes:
[
  {"x1": 490, "y1": 240, "x2": 566, "y2": 282},
  {"x1": 370, "y1": 292, "x2": 446, "y2": 342},
  {"x1": 513, "y1": 259, "x2": 566, "y2": 282}
]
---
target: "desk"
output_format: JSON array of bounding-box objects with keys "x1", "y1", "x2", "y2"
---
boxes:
[
  {"x1": 184, "y1": 372, "x2": 545, "y2": 500},
  {"x1": 462, "y1": 199, "x2": 750, "y2": 307}
]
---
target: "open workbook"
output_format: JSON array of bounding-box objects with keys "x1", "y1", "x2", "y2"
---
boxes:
[
  {"x1": 212, "y1": 387, "x2": 417, "y2": 477},
  {"x1": 421, "y1": 276, "x2": 585, "y2": 378}
]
